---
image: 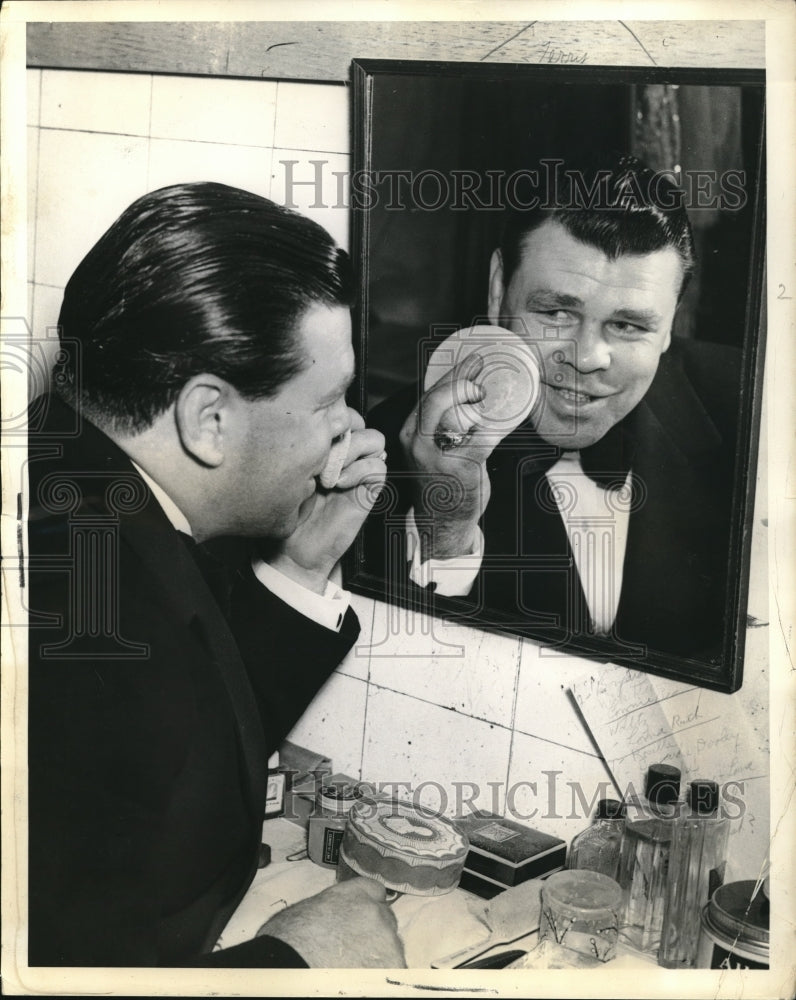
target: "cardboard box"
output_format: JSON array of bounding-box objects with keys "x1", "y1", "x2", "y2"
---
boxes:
[
  {"x1": 458, "y1": 863, "x2": 565, "y2": 899},
  {"x1": 276, "y1": 740, "x2": 332, "y2": 827},
  {"x1": 455, "y1": 811, "x2": 567, "y2": 887}
]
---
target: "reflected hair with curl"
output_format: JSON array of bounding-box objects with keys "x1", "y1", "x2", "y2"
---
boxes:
[{"x1": 499, "y1": 154, "x2": 696, "y2": 299}]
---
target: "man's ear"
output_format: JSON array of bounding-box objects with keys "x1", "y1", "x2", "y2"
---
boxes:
[
  {"x1": 487, "y1": 249, "x2": 505, "y2": 324},
  {"x1": 174, "y1": 375, "x2": 233, "y2": 468}
]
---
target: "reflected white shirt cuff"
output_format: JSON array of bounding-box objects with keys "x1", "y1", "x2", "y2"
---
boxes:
[
  {"x1": 405, "y1": 507, "x2": 484, "y2": 597},
  {"x1": 251, "y1": 557, "x2": 350, "y2": 632}
]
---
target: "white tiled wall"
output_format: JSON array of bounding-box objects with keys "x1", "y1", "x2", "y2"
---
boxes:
[
  {"x1": 25, "y1": 68, "x2": 770, "y2": 878},
  {"x1": 27, "y1": 69, "x2": 350, "y2": 360}
]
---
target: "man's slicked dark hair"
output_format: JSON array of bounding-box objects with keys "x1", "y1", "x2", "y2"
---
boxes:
[
  {"x1": 499, "y1": 154, "x2": 696, "y2": 298},
  {"x1": 54, "y1": 182, "x2": 356, "y2": 432}
]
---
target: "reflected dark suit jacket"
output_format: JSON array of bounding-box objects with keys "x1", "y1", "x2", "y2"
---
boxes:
[
  {"x1": 27, "y1": 395, "x2": 359, "y2": 967},
  {"x1": 365, "y1": 339, "x2": 739, "y2": 662}
]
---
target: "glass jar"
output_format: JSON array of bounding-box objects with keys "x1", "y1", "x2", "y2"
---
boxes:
[
  {"x1": 569, "y1": 798, "x2": 626, "y2": 880},
  {"x1": 658, "y1": 779, "x2": 729, "y2": 968},
  {"x1": 538, "y1": 869, "x2": 623, "y2": 964},
  {"x1": 617, "y1": 763, "x2": 681, "y2": 953}
]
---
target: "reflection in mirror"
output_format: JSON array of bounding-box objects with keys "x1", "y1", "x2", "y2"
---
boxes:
[{"x1": 347, "y1": 61, "x2": 766, "y2": 693}]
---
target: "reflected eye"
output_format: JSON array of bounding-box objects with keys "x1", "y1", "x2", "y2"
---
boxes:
[
  {"x1": 536, "y1": 310, "x2": 575, "y2": 326},
  {"x1": 607, "y1": 321, "x2": 648, "y2": 336}
]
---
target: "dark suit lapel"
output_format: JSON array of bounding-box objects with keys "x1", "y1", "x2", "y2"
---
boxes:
[
  {"x1": 120, "y1": 511, "x2": 268, "y2": 817},
  {"x1": 614, "y1": 353, "x2": 729, "y2": 656},
  {"x1": 34, "y1": 397, "x2": 268, "y2": 819}
]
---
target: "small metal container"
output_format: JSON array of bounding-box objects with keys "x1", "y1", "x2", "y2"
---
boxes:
[
  {"x1": 306, "y1": 779, "x2": 364, "y2": 869},
  {"x1": 696, "y1": 879, "x2": 769, "y2": 969}
]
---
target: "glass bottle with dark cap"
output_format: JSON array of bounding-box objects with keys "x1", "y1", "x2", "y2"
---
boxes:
[
  {"x1": 658, "y1": 779, "x2": 730, "y2": 968},
  {"x1": 617, "y1": 763, "x2": 682, "y2": 953},
  {"x1": 568, "y1": 798, "x2": 626, "y2": 880}
]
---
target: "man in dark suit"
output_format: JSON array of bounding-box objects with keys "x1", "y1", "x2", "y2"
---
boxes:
[
  {"x1": 27, "y1": 183, "x2": 403, "y2": 967},
  {"x1": 367, "y1": 157, "x2": 738, "y2": 663}
]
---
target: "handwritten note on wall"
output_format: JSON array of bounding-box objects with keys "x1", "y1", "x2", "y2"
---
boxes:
[{"x1": 570, "y1": 664, "x2": 769, "y2": 880}]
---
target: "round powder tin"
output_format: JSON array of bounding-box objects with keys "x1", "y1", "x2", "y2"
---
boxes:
[{"x1": 338, "y1": 799, "x2": 468, "y2": 895}]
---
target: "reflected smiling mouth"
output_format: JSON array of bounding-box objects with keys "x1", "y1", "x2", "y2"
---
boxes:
[{"x1": 544, "y1": 382, "x2": 612, "y2": 403}]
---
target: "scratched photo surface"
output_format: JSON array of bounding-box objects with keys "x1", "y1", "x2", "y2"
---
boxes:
[{"x1": 348, "y1": 61, "x2": 766, "y2": 695}]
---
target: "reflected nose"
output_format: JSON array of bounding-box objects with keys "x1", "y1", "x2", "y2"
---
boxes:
[{"x1": 557, "y1": 322, "x2": 611, "y2": 373}]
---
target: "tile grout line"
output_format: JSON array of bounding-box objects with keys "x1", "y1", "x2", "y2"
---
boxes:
[
  {"x1": 33, "y1": 124, "x2": 347, "y2": 157},
  {"x1": 502, "y1": 637, "x2": 525, "y2": 812},
  {"x1": 268, "y1": 81, "x2": 280, "y2": 199},
  {"x1": 364, "y1": 678, "x2": 515, "y2": 733},
  {"x1": 29, "y1": 70, "x2": 43, "y2": 292},
  {"x1": 358, "y1": 598, "x2": 376, "y2": 781},
  {"x1": 145, "y1": 74, "x2": 154, "y2": 189},
  {"x1": 364, "y1": 675, "x2": 602, "y2": 758}
]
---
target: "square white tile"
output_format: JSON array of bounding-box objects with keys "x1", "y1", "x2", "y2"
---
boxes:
[
  {"x1": 270, "y1": 149, "x2": 350, "y2": 250},
  {"x1": 286, "y1": 672, "x2": 367, "y2": 779},
  {"x1": 513, "y1": 639, "x2": 604, "y2": 755},
  {"x1": 34, "y1": 130, "x2": 149, "y2": 288},
  {"x1": 30, "y1": 283, "x2": 66, "y2": 396},
  {"x1": 506, "y1": 730, "x2": 616, "y2": 845},
  {"x1": 147, "y1": 138, "x2": 272, "y2": 199},
  {"x1": 151, "y1": 75, "x2": 277, "y2": 148},
  {"x1": 27, "y1": 127, "x2": 39, "y2": 278},
  {"x1": 361, "y1": 686, "x2": 513, "y2": 817},
  {"x1": 336, "y1": 591, "x2": 374, "y2": 682},
  {"x1": 366, "y1": 599, "x2": 520, "y2": 728},
  {"x1": 31, "y1": 282, "x2": 65, "y2": 343},
  {"x1": 274, "y1": 81, "x2": 349, "y2": 153},
  {"x1": 40, "y1": 69, "x2": 151, "y2": 137},
  {"x1": 27, "y1": 69, "x2": 41, "y2": 127}
]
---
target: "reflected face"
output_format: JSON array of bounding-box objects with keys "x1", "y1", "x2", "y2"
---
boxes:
[
  {"x1": 231, "y1": 302, "x2": 355, "y2": 538},
  {"x1": 489, "y1": 219, "x2": 683, "y2": 449}
]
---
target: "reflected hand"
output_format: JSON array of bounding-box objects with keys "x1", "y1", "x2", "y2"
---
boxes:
[{"x1": 399, "y1": 355, "x2": 495, "y2": 559}]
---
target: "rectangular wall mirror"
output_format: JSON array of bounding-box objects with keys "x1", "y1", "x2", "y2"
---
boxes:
[{"x1": 346, "y1": 59, "x2": 766, "y2": 693}]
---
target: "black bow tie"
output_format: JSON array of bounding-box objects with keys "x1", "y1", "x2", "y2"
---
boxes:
[{"x1": 517, "y1": 414, "x2": 638, "y2": 490}]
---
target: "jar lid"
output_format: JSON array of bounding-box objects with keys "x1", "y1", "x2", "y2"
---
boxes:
[
  {"x1": 542, "y1": 869, "x2": 622, "y2": 914},
  {"x1": 645, "y1": 763, "x2": 681, "y2": 808},
  {"x1": 706, "y1": 879, "x2": 770, "y2": 947},
  {"x1": 596, "y1": 798, "x2": 625, "y2": 819},
  {"x1": 316, "y1": 779, "x2": 364, "y2": 815},
  {"x1": 687, "y1": 779, "x2": 720, "y2": 815}
]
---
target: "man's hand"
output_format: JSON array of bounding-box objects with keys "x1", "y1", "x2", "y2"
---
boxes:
[
  {"x1": 400, "y1": 355, "x2": 497, "y2": 560},
  {"x1": 257, "y1": 876, "x2": 406, "y2": 968},
  {"x1": 267, "y1": 409, "x2": 386, "y2": 593}
]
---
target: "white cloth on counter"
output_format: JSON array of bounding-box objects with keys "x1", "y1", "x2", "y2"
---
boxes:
[{"x1": 392, "y1": 891, "x2": 492, "y2": 968}]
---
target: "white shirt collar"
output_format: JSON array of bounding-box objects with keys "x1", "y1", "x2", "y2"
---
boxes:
[{"x1": 130, "y1": 461, "x2": 193, "y2": 537}]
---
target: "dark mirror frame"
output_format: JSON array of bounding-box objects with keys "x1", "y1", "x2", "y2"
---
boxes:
[{"x1": 345, "y1": 59, "x2": 766, "y2": 694}]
